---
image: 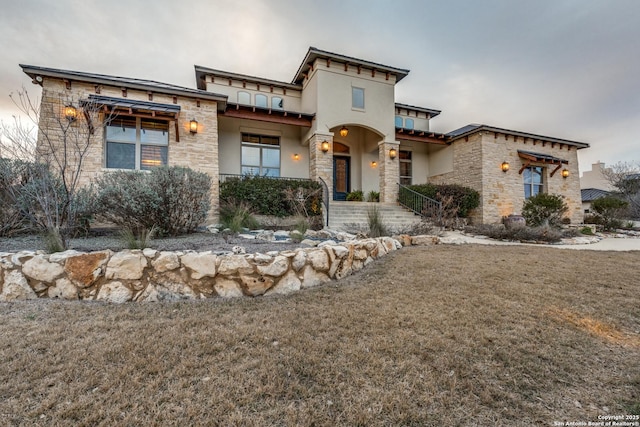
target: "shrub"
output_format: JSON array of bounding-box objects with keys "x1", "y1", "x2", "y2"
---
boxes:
[
  {"x1": 346, "y1": 190, "x2": 364, "y2": 201},
  {"x1": 591, "y1": 196, "x2": 629, "y2": 231},
  {"x1": 95, "y1": 166, "x2": 211, "y2": 236},
  {"x1": 521, "y1": 193, "x2": 568, "y2": 227},
  {"x1": 406, "y1": 184, "x2": 479, "y2": 218},
  {"x1": 0, "y1": 158, "x2": 32, "y2": 236},
  {"x1": 219, "y1": 200, "x2": 259, "y2": 232},
  {"x1": 466, "y1": 223, "x2": 564, "y2": 243},
  {"x1": 366, "y1": 191, "x2": 380, "y2": 202},
  {"x1": 220, "y1": 176, "x2": 322, "y2": 217}
]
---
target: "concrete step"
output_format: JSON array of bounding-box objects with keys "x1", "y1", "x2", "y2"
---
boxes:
[{"x1": 327, "y1": 202, "x2": 422, "y2": 231}]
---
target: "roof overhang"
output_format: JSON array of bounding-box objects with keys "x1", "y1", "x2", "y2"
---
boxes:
[
  {"x1": 517, "y1": 150, "x2": 569, "y2": 176},
  {"x1": 21, "y1": 64, "x2": 228, "y2": 111},
  {"x1": 221, "y1": 103, "x2": 314, "y2": 127},
  {"x1": 396, "y1": 127, "x2": 449, "y2": 145},
  {"x1": 195, "y1": 65, "x2": 302, "y2": 92},
  {"x1": 447, "y1": 124, "x2": 589, "y2": 149},
  {"x1": 293, "y1": 47, "x2": 410, "y2": 84},
  {"x1": 395, "y1": 103, "x2": 441, "y2": 119}
]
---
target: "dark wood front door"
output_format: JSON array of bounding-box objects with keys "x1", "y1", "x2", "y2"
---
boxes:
[{"x1": 333, "y1": 156, "x2": 350, "y2": 200}]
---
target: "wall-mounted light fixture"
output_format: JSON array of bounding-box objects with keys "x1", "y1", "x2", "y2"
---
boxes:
[
  {"x1": 389, "y1": 148, "x2": 397, "y2": 159},
  {"x1": 371, "y1": 161, "x2": 378, "y2": 168},
  {"x1": 293, "y1": 153, "x2": 300, "y2": 161},
  {"x1": 339, "y1": 126, "x2": 349, "y2": 137},
  {"x1": 189, "y1": 119, "x2": 198, "y2": 134},
  {"x1": 501, "y1": 161, "x2": 510, "y2": 173},
  {"x1": 321, "y1": 140, "x2": 330, "y2": 153},
  {"x1": 561, "y1": 168, "x2": 569, "y2": 178},
  {"x1": 64, "y1": 105, "x2": 77, "y2": 121}
]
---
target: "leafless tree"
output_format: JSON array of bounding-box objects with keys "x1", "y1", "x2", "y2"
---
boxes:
[
  {"x1": 0, "y1": 88, "x2": 110, "y2": 248},
  {"x1": 602, "y1": 161, "x2": 640, "y2": 219}
]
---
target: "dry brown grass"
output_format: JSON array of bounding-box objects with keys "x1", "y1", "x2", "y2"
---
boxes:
[{"x1": 0, "y1": 245, "x2": 638, "y2": 426}]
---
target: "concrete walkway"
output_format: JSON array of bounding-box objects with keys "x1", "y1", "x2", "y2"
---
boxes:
[{"x1": 439, "y1": 231, "x2": 640, "y2": 252}]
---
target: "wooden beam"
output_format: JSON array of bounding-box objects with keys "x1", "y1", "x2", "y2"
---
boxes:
[
  {"x1": 395, "y1": 132, "x2": 448, "y2": 145},
  {"x1": 94, "y1": 85, "x2": 101, "y2": 94},
  {"x1": 357, "y1": 65, "x2": 361, "y2": 74},
  {"x1": 174, "y1": 120, "x2": 180, "y2": 143},
  {"x1": 148, "y1": 91, "x2": 153, "y2": 101},
  {"x1": 519, "y1": 161, "x2": 531, "y2": 174},
  {"x1": 371, "y1": 69, "x2": 375, "y2": 78},
  {"x1": 63, "y1": 79, "x2": 71, "y2": 90},
  {"x1": 344, "y1": 63, "x2": 348, "y2": 72},
  {"x1": 326, "y1": 58, "x2": 331, "y2": 67},
  {"x1": 385, "y1": 72, "x2": 389, "y2": 80},
  {"x1": 173, "y1": 96, "x2": 177, "y2": 104},
  {"x1": 550, "y1": 164, "x2": 562, "y2": 177},
  {"x1": 122, "y1": 88, "x2": 127, "y2": 97},
  {"x1": 221, "y1": 108, "x2": 313, "y2": 127}
]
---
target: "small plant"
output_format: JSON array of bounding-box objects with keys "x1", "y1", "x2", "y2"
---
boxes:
[
  {"x1": 624, "y1": 220, "x2": 636, "y2": 229},
  {"x1": 580, "y1": 226, "x2": 595, "y2": 235},
  {"x1": 119, "y1": 226, "x2": 156, "y2": 249},
  {"x1": 42, "y1": 227, "x2": 65, "y2": 253},
  {"x1": 219, "y1": 200, "x2": 259, "y2": 233},
  {"x1": 346, "y1": 190, "x2": 364, "y2": 201},
  {"x1": 366, "y1": 191, "x2": 380, "y2": 202},
  {"x1": 294, "y1": 217, "x2": 309, "y2": 235},
  {"x1": 521, "y1": 193, "x2": 568, "y2": 227},
  {"x1": 367, "y1": 204, "x2": 388, "y2": 237}
]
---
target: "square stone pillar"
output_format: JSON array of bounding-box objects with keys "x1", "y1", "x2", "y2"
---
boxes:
[
  {"x1": 308, "y1": 132, "x2": 334, "y2": 200},
  {"x1": 379, "y1": 141, "x2": 400, "y2": 203}
]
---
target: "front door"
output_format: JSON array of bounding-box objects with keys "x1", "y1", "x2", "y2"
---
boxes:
[{"x1": 333, "y1": 156, "x2": 350, "y2": 200}]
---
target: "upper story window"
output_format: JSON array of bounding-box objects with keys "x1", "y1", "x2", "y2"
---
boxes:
[
  {"x1": 237, "y1": 91, "x2": 251, "y2": 105},
  {"x1": 255, "y1": 94, "x2": 268, "y2": 108},
  {"x1": 523, "y1": 166, "x2": 545, "y2": 198},
  {"x1": 404, "y1": 118, "x2": 414, "y2": 130},
  {"x1": 105, "y1": 117, "x2": 169, "y2": 170},
  {"x1": 272, "y1": 96, "x2": 283, "y2": 110},
  {"x1": 352, "y1": 87, "x2": 365, "y2": 110},
  {"x1": 241, "y1": 133, "x2": 280, "y2": 177},
  {"x1": 395, "y1": 116, "x2": 403, "y2": 127}
]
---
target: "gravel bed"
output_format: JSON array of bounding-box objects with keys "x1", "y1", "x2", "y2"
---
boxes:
[{"x1": 0, "y1": 230, "x2": 305, "y2": 254}]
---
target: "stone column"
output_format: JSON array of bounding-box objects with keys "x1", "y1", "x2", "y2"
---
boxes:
[
  {"x1": 308, "y1": 132, "x2": 334, "y2": 200},
  {"x1": 379, "y1": 141, "x2": 400, "y2": 203}
]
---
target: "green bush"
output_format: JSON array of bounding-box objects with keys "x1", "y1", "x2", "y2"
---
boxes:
[
  {"x1": 591, "y1": 196, "x2": 629, "y2": 231},
  {"x1": 366, "y1": 191, "x2": 380, "y2": 202},
  {"x1": 220, "y1": 176, "x2": 322, "y2": 217},
  {"x1": 406, "y1": 184, "x2": 479, "y2": 218},
  {"x1": 521, "y1": 193, "x2": 568, "y2": 227},
  {"x1": 95, "y1": 166, "x2": 211, "y2": 236},
  {"x1": 346, "y1": 190, "x2": 364, "y2": 201}
]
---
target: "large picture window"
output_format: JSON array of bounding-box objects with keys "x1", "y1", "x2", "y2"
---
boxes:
[
  {"x1": 241, "y1": 133, "x2": 280, "y2": 177},
  {"x1": 106, "y1": 117, "x2": 169, "y2": 170},
  {"x1": 523, "y1": 166, "x2": 545, "y2": 198}
]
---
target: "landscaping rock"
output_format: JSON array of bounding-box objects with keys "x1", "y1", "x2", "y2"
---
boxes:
[
  {"x1": 1, "y1": 270, "x2": 37, "y2": 301},
  {"x1": 256, "y1": 255, "x2": 289, "y2": 277},
  {"x1": 65, "y1": 251, "x2": 110, "y2": 288},
  {"x1": 105, "y1": 251, "x2": 147, "y2": 280},
  {"x1": 180, "y1": 252, "x2": 217, "y2": 279},
  {"x1": 97, "y1": 281, "x2": 132, "y2": 303},
  {"x1": 256, "y1": 230, "x2": 275, "y2": 242},
  {"x1": 214, "y1": 278, "x2": 244, "y2": 298},
  {"x1": 266, "y1": 270, "x2": 301, "y2": 295},
  {"x1": 292, "y1": 250, "x2": 306, "y2": 272},
  {"x1": 300, "y1": 239, "x2": 318, "y2": 247},
  {"x1": 22, "y1": 255, "x2": 65, "y2": 284},
  {"x1": 151, "y1": 252, "x2": 181, "y2": 273},
  {"x1": 240, "y1": 274, "x2": 274, "y2": 296},
  {"x1": 49, "y1": 250, "x2": 82, "y2": 264},
  {"x1": 307, "y1": 249, "x2": 330, "y2": 271},
  {"x1": 47, "y1": 278, "x2": 79, "y2": 300},
  {"x1": 411, "y1": 235, "x2": 440, "y2": 246},
  {"x1": 218, "y1": 255, "x2": 254, "y2": 276},
  {"x1": 301, "y1": 265, "x2": 330, "y2": 288}
]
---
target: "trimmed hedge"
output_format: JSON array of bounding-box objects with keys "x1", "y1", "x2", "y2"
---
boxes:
[
  {"x1": 406, "y1": 183, "x2": 480, "y2": 217},
  {"x1": 220, "y1": 176, "x2": 322, "y2": 217}
]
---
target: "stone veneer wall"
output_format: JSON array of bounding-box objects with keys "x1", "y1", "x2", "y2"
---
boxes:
[
  {"x1": 0, "y1": 237, "x2": 402, "y2": 303},
  {"x1": 428, "y1": 132, "x2": 583, "y2": 224},
  {"x1": 37, "y1": 78, "x2": 220, "y2": 222}
]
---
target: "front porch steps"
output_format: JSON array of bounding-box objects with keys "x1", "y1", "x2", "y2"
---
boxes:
[{"x1": 327, "y1": 201, "x2": 422, "y2": 232}]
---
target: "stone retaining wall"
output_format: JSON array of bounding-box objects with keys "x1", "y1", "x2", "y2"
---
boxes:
[{"x1": 0, "y1": 237, "x2": 404, "y2": 303}]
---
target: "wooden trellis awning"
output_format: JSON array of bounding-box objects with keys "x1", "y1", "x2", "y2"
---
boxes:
[{"x1": 518, "y1": 150, "x2": 568, "y2": 176}]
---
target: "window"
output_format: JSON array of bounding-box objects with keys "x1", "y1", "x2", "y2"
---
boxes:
[
  {"x1": 399, "y1": 150, "x2": 412, "y2": 185},
  {"x1": 523, "y1": 166, "x2": 545, "y2": 198},
  {"x1": 255, "y1": 94, "x2": 268, "y2": 108},
  {"x1": 271, "y1": 96, "x2": 283, "y2": 110},
  {"x1": 405, "y1": 118, "x2": 414, "y2": 130},
  {"x1": 352, "y1": 87, "x2": 365, "y2": 109},
  {"x1": 395, "y1": 116, "x2": 403, "y2": 127},
  {"x1": 237, "y1": 91, "x2": 251, "y2": 105},
  {"x1": 241, "y1": 133, "x2": 280, "y2": 177},
  {"x1": 106, "y1": 117, "x2": 168, "y2": 170}
]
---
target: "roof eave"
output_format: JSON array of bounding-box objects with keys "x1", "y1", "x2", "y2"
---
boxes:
[
  {"x1": 195, "y1": 65, "x2": 302, "y2": 92},
  {"x1": 447, "y1": 124, "x2": 589, "y2": 149},
  {"x1": 21, "y1": 64, "x2": 228, "y2": 110}
]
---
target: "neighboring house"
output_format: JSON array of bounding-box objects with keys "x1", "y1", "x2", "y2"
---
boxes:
[
  {"x1": 581, "y1": 188, "x2": 611, "y2": 214},
  {"x1": 20, "y1": 46, "x2": 589, "y2": 225},
  {"x1": 580, "y1": 162, "x2": 614, "y2": 215}
]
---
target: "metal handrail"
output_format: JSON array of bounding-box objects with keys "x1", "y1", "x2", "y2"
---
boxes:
[
  {"x1": 397, "y1": 184, "x2": 442, "y2": 222},
  {"x1": 318, "y1": 177, "x2": 329, "y2": 227},
  {"x1": 219, "y1": 173, "x2": 312, "y2": 183}
]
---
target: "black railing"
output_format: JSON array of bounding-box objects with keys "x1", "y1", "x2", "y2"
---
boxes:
[
  {"x1": 397, "y1": 184, "x2": 442, "y2": 222},
  {"x1": 318, "y1": 177, "x2": 329, "y2": 227},
  {"x1": 219, "y1": 173, "x2": 312, "y2": 183}
]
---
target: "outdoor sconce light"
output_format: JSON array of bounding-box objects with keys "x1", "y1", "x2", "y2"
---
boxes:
[
  {"x1": 501, "y1": 161, "x2": 510, "y2": 173},
  {"x1": 339, "y1": 126, "x2": 349, "y2": 137},
  {"x1": 189, "y1": 119, "x2": 198, "y2": 134},
  {"x1": 293, "y1": 153, "x2": 300, "y2": 161},
  {"x1": 321, "y1": 140, "x2": 330, "y2": 153},
  {"x1": 371, "y1": 161, "x2": 378, "y2": 168},
  {"x1": 562, "y1": 168, "x2": 569, "y2": 178},
  {"x1": 389, "y1": 148, "x2": 397, "y2": 159},
  {"x1": 64, "y1": 105, "x2": 77, "y2": 121}
]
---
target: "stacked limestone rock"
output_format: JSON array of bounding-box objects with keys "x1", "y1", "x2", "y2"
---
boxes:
[{"x1": 0, "y1": 236, "x2": 410, "y2": 303}]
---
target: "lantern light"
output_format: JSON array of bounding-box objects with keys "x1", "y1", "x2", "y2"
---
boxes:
[
  {"x1": 501, "y1": 161, "x2": 510, "y2": 173},
  {"x1": 64, "y1": 105, "x2": 77, "y2": 121},
  {"x1": 321, "y1": 140, "x2": 330, "y2": 153},
  {"x1": 389, "y1": 148, "x2": 397, "y2": 159},
  {"x1": 339, "y1": 126, "x2": 349, "y2": 137},
  {"x1": 561, "y1": 168, "x2": 569, "y2": 178},
  {"x1": 189, "y1": 119, "x2": 198, "y2": 134}
]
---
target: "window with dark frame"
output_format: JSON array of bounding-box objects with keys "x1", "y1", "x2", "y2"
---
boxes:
[
  {"x1": 105, "y1": 117, "x2": 169, "y2": 170},
  {"x1": 523, "y1": 166, "x2": 545, "y2": 198},
  {"x1": 241, "y1": 133, "x2": 281, "y2": 177},
  {"x1": 399, "y1": 150, "x2": 412, "y2": 185}
]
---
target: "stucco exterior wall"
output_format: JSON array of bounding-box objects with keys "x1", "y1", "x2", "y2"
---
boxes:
[{"x1": 36, "y1": 77, "x2": 220, "y2": 221}]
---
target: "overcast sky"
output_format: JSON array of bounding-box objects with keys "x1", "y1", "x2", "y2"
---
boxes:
[{"x1": 1, "y1": 0, "x2": 639, "y2": 173}]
